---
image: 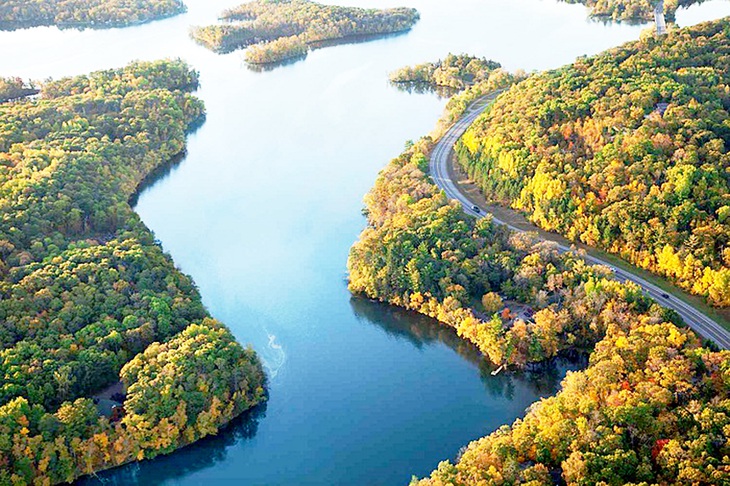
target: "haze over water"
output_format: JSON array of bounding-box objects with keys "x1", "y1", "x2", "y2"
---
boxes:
[{"x1": 2, "y1": 1, "x2": 728, "y2": 484}]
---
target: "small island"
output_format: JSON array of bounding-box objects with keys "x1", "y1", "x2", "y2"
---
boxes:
[
  {"x1": 190, "y1": 0, "x2": 420, "y2": 65},
  {"x1": 0, "y1": 77, "x2": 38, "y2": 102},
  {"x1": 0, "y1": 0, "x2": 186, "y2": 31},
  {"x1": 389, "y1": 54, "x2": 502, "y2": 91}
]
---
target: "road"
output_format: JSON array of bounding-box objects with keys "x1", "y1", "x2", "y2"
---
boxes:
[{"x1": 429, "y1": 92, "x2": 730, "y2": 349}]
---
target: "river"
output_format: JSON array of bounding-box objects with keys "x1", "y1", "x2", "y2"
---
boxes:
[{"x1": 2, "y1": 0, "x2": 729, "y2": 484}]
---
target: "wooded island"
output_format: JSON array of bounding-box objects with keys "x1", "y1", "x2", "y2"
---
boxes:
[
  {"x1": 190, "y1": 0, "x2": 419, "y2": 65},
  {"x1": 0, "y1": 0, "x2": 186, "y2": 30}
]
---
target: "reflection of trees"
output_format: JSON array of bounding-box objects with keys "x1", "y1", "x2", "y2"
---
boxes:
[
  {"x1": 587, "y1": 14, "x2": 648, "y2": 26},
  {"x1": 128, "y1": 151, "x2": 186, "y2": 207},
  {"x1": 389, "y1": 81, "x2": 457, "y2": 99},
  {"x1": 349, "y1": 296, "x2": 584, "y2": 401},
  {"x1": 80, "y1": 402, "x2": 268, "y2": 486},
  {"x1": 309, "y1": 30, "x2": 409, "y2": 50},
  {"x1": 245, "y1": 54, "x2": 308, "y2": 72},
  {"x1": 244, "y1": 30, "x2": 412, "y2": 72},
  {"x1": 128, "y1": 112, "x2": 206, "y2": 207}
]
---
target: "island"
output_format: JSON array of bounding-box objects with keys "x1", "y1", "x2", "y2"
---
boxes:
[
  {"x1": 190, "y1": 0, "x2": 420, "y2": 65},
  {"x1": 560, "y1": 0, "x2": 704, "y2": 22},
  {"x1": 0, "y1": 0, "x2": 186, "y2": 31},
  {"x1": 0, "y1": 77, "x2": 38, "y2": 102},
  {"x1": 348, "y1": 18, "x2": 730, "y2": 486},
  {"x1": 0, "y1": 60, "x2": 265, "y2": 485},
  {"x1": 389, "y1": 54, "x2": 502, "y2": 91}
]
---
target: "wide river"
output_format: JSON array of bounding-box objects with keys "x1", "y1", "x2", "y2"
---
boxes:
[{"x1": 2, "y1": 1, "x2": 729, "y2": 484}]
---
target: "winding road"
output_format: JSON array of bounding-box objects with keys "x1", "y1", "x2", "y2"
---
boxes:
[{"x1": 429, "y1": 92, "x2": 730, "y2": 349}]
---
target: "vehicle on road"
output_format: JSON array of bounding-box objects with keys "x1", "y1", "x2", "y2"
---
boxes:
[
  {"x1": 661, "y1": 293, "x2": 670, "y2": 299},
  {"x1": 471, "y1": 205, "x2": 480, "y2": 213}
]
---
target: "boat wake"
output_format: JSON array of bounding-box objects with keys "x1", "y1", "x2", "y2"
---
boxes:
[{"x1": 262, "y1": 330, "x2": 287, "y2": 381}]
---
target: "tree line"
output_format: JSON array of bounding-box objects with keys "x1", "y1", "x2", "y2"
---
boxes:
[
  {"x1": 0, "y1": 59, "x2": 265, "y2": 485},
  {"x1": 455, "y1": 19, "x2": 730, "y2": 307},
  {"x1": 190, "y1": 0, "x2": 420, "y2": 65},
  {"x1": 412, "y1": 317, "x2": 730, "y2": 485},
  {"x1": 0, "y1": 0, "x2": 186, "y2": 30}
]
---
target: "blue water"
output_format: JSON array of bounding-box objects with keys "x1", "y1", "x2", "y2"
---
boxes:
[{"x1": 1, "y1": 0, "x2": 728, "y2": 483}]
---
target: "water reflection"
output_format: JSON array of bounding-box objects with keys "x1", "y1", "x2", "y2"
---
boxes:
[
  {"x1": 245, "y1": 54, "x2": 309, "y2": 73},
  {"x1": 388, "y1": 81, "x2": 457, "y2": 99},
  {"x1": 244, "y1": 30, "x2": 415, "y2": 72},
  {"x1": 80, "y1": 402, "x2": 268, "y2": 486},
  {"x1": 128, "y1": 151, "x2": 188, "y2": 207},
  {"x1": 349, "y1": 296, "x2": 581, "y2": 402}
]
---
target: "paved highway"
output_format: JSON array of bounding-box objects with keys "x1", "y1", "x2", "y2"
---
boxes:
[{"x1": 429, "y1": 92, "x2": 730, "y2": 349}]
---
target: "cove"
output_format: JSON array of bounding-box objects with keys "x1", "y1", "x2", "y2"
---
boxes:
[{"x1": 1, "y1": 0, "x2": 729, "y2": 484}]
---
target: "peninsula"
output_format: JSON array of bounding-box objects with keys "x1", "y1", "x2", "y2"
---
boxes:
[
  {"x1": 560, "y1": 0, "x2": 704, "y2": 21},
  {"x1": 0, "y1": 60, "x2": 265, "y2": 485},
  {"x1": 348, "y1": 17, "x2": 730, "y2": 486}
]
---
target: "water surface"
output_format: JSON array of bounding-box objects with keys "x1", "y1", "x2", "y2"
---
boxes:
[{"x1": 1, "y1": 1, "x2": 728, "y2": 484}]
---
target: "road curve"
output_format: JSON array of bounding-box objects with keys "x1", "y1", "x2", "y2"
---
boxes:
[{"x1": 429, "y1": 92, "x2": 730, "y2": 350}]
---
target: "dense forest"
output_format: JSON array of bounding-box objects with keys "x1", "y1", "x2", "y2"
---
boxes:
[
  {"x1": 455, "y1": 19, "x2": 730, "y2": 307},
  {"x1": 348, "y1": 131, "x2": 730, "y2": 484},
  {"x1": 348, "y1": 18, "x2": 730, "y2": 484},
  {"x1": 348, "y1": 136, "x2": 690, "y2": 367},
  {"x1": 389, "y1": 54, "x2": 502, "y2": 91},
  {"x1": 0, "y1": 0, "x2": 186, "y2": 30},
  {"x1": 0, "y1": 60, "x2": 265, "y2": 485},
  {"x1": 560, "y1": 0, "x2": 705, "y2": 21},
  {"x1": 349, "y1": 62, "x2": 730, "y2": 486},
  {"x1": 190, "y1": 0, "x2": 419, "y2": 64},
  {"x1": 412, "y1": 319, "x2": 730, "y2": 485}
]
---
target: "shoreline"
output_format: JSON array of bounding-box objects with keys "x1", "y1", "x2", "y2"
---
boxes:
[{"x1": 0, "y1": 8, "x2": 186, "y2": 32}]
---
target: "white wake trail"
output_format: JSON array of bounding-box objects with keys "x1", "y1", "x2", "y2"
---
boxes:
[{"x1": 262, "y1": 330, "x2": 287, "y2": 381}]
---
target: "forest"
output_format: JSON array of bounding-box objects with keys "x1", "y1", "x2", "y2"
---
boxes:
[
  {"x1": 560, "y1": 0, "x2": 706, "y2": 21},
  {"x1": 0, "y1": 60, "x2": 265, "y2": 485},
  {"x1": 454, "y1": 19, "x2": 730, "y2": 307},
  {"x1": 412, "y1": 318, "x2": 730, "y2": 485},
  {"x1": 190, "y1": 0, "x2": 420, "y2": 64},
  {"x1": 389, "y1": 54, "x2": 502, "y2": 91},
  {"x1": 348, "y1": 135, "x2": 688, "y2": 367},
  {"x1": 0, "y1": 0, "x2": 186, "y2": 30},
  {"x1": 348, "y1": 123, "x2": 730, "y2": 485},
  {"x1": 348, "y1": 15, "x2": 730, "y2": 486}
]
